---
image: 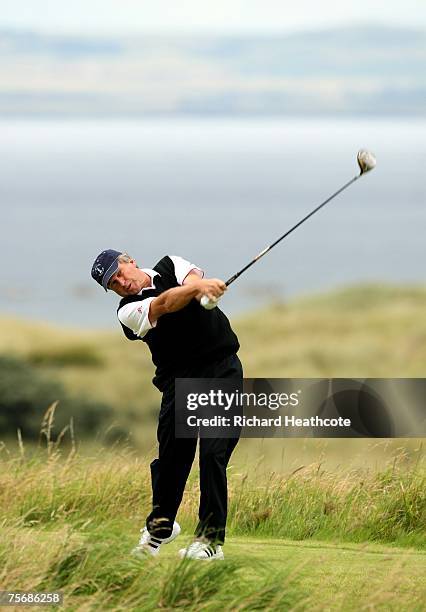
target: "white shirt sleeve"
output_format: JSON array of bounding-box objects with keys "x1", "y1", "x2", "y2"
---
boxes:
[
  {"x1": 117, "y1": 297, "x2": 157, "y2": 339},
  {"x1": 170, "y1": 255, "x2": 204, "y2": 285}
]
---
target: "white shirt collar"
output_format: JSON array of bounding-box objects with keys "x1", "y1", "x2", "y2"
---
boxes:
[{"x1": 138, "y1": 268, "x2": 159, "y2": 293}]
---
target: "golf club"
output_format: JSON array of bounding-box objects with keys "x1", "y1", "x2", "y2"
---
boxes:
[{"x1": 201, "y1": 149, "x2": 376, "y2": 310}]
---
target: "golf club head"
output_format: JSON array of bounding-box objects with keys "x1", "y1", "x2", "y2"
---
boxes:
[{"x1": 357, "y1": 149, "x2": 376, "y2": 175}]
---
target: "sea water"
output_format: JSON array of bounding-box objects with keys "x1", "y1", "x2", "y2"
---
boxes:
[{"x1": 1, "y1": 117, "x2": 425, "y2": 327}]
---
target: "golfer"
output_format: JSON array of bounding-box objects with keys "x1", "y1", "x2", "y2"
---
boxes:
[{"x1": 91, "y1": 250, "x2": 242, "y2": 560}]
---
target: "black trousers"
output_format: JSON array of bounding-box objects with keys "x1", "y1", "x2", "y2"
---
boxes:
[{"x1": 146, "y1": 353, "x2": 243, "y2": 544}]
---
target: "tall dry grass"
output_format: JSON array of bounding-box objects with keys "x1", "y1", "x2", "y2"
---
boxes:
[
  {"x1": 1, "y1": 413, "x2": 424, "y2": 548},
  {"x1": 0, "y1": 418, "x2": 425, "y2": 610}
]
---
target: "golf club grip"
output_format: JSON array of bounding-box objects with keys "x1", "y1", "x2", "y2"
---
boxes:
[{"x1": 226, "y1": 270, "x2": 247, "y2": 286}]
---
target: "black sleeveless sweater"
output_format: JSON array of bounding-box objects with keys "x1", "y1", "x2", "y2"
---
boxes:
[{"x1": 117, "y1": 256, "x2": 239, "y2": 390}]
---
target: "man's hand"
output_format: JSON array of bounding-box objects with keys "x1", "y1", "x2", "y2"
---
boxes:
[{"x1": 149, "y1": 277, "x2": 226, "y2": 323}]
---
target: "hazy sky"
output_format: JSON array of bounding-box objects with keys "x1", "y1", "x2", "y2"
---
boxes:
[{"x1": 1, "y1": 0, "x2": 426, "y2": 34}]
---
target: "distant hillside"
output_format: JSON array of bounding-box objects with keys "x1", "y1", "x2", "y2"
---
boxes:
[
  {"x1": 0, "y1": 25, "x2": 424, "y2": 116},
  {"x1": 0, "y1": 283, "x2": 425, "y2": 431},
  {"x1": 0, "y1": 283, "x2": 425, "y2": 451}
]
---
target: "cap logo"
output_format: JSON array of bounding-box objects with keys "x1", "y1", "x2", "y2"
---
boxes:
[{"x1": 94, "y1": 263, "x2": 104, "y2": 277}]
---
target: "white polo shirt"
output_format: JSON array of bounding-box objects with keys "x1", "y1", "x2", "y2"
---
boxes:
[{"x1": 117, "y1": 255, "x2": 204, "y2": 339}]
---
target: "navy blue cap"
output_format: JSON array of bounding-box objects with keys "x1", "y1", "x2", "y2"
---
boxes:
[{"x1": 91, "y1": 249, "x2": 122, "y2": 291}]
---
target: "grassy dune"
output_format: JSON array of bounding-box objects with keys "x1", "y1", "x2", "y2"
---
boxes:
[
  {"x1": 1, "y1": 283, "x2": 425, "y2": 400},
  {"x1": 238, "y1": 284, "x2": 426, "y2": 378},
  {"x1": 0, "y1": 283, "x2": 425, "y2": 450}
]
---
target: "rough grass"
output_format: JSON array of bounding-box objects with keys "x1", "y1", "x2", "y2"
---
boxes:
[
  {"x1": 0, "y1": 443, "x2": 424, "y2": 548},
  {"x1": 0, "y1": 443, "x2": 425, "y2": 610},
  {"x1": 3, "y1": 528, "x2": 425, "y2": 611}
]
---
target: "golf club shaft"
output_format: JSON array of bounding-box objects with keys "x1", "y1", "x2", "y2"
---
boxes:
[{"x1": 225, "y1": 173, "x2": 360, "y2": 287}]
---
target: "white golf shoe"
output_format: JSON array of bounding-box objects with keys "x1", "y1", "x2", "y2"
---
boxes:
[
  {"x1": 132, "y1": 521, "x2": 181, "y2": 558},
  {"x1": 179, "y1": 540, "x2": 224, "y2": 561}
]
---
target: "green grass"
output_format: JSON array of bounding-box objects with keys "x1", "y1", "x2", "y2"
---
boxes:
[
  {"x1": 0, "y1": 442, "x2": 425, "y2": 609},
  {"x1": 1, "y1": 442, "x2": 424, "y2": 548},
  {"x1": 1, "y1": 385, "x2": 425, "y2": 546},
  {"x1": 2, "y1": 516, "x2": 425, "y2": 610},
  {"x1": 3, "y1": 528, "x2": 426, "y2": 610}
]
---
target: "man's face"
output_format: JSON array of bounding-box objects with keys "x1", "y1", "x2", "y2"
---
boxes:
[{"x1": 108, "y1": 260, "x2": 145, "y2": 297}]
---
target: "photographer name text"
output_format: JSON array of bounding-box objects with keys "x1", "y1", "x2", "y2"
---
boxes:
[{"x1": 186, "y1": 415, "x2": 351, "y2": 428}]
